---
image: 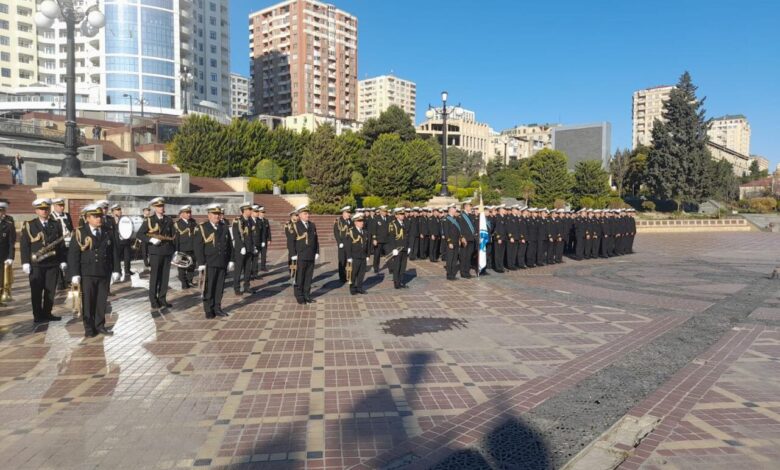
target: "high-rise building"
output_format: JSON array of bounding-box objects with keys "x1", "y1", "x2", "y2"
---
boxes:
[
  {"x1": 750, "y1": 155, "x2": 769, "y2": 173},
  {"x1": 708, "y1": 114, "x2": 750, "y2": 156},
  {"x1": 249, "y1": 0, "x2": 358, "y2": 120},
  {"x1": 632, "y1": 85, "x2": 673, "y2": 148},
  {"x1": 230, "y1": 73, "x2": 250, "y2": 118},
  {"x1": 0, "y1": 0, "x2": 231, "y2": 121},
  {"x1": 358, "y1": 74, "x2": 416, "y2": 123}
]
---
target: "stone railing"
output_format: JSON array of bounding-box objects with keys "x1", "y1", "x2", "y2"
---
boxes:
[{"x1": 636, "y1": 218, "x2": 751, "y2": 232}]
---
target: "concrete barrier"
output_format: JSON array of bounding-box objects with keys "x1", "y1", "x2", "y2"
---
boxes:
[{"x1": 636, "y1": 218, "x2": 752, "y2": 233}]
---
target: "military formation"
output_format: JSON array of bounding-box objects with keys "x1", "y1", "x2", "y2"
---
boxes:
[{"x1": 1, "y1": 196, "x2": 636, "y2": 338}]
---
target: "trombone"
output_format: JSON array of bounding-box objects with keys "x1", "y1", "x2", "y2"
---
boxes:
[{"x1": 1, "y1": 263, "x2": 13, "y2": 302}]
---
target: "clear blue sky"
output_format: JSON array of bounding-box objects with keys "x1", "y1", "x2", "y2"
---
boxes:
[{"x1": 230, "y1": 0, "x2": 780, "y2": 167}]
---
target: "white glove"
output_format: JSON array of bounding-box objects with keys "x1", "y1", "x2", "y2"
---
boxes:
[
  {"x1": 338, "y1": 243, "x2": 344, "y2": 248},
  {"x1": 253, "y1": 248, "x2": 258, "y2": 254},
  {"x1": 366, "y1": 257, "x2": 370, "y2": 263},
  {"x1": 198, "y1": 265, "x2": 206, "y2": 272},
  {"x1": 240, "y1": 247, "x2": 246, "y2": 255},
  {"x1": 71, "y1": 276, "x2": 80, "y2": 285},
  {"x1": 111, "y1": 272, "x2": 120, "y2": 283},
  {"x1": 407, "y1": 248, "x2": 411, "y2": 254},
  {"x1": 347, "y1": 258, "x2": 353, "y2": 263},
  {"x1": 291, "y1": 255, "x2": 298, "y2": 261},
  {"x1": 60, "y1": 262, "x2": 67, "y2": 271},
  {"x1": 261, "y1": 242, "x2": 266, "y2": 247},
  {"x1": 4, "y1": 259, "x2": 11, "y2": 266},
  {"x1": 392, "y1": 249, "x2": 399, "y2": 257},
  {"x1": 22, "y1": 263, "x2": 30, "y2": 274},
  {"x1": 228, "y1": 261, "x2": 235, "y2": 272},
  {"x1": 315, "y1": 253, "x2": 320, "y2": 261},
  {"x1": 149, "y1": 237, "x2": 161, "y2": 246}
]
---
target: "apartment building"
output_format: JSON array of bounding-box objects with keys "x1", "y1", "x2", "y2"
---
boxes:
[
  {"x1": 230, "y1": 73, "x2": 250, "y2": 118},
  {"x1": 358, "y1": 74, "x2": 415, "y2": 123},
  {"x1": 708, "y1": 114, "x2": 750, "y2": 156},
  {"x1": 632, "y1": 85, "x2": 674, "y2": 148}
]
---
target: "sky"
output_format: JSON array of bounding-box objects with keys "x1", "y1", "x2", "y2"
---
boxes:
[{"x1": 230, "y1": 0, "x2": 780, "y2": 168}]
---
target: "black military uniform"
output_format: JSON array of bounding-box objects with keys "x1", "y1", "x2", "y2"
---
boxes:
[
  {"x1": 0, "y1": 204, "x2": 15, "y2": 307},
  {"x1": 194, "y1": 206, "x2": 233, "y2": 318},
  {"x1": 525, "y1": 212, "x2": 538, "y2": 267},
  {"x1": 428, "y1": 211, "x2": 441, "y2": 262},
  {"x1": 20, "y1": 199, "x2": 66, "y2": 323},
  {"x1": 517, "y1": 211, "x2": 529, "y2": 269},
  {"x1": 136, "y1": 198, "x2": 175, "y2": 310},
  {"x1": 505, "y1": 209, "x2": 520, "y2": 271},
  {"x1": 51, "y1": 201, "x2": 74, "y2": 290},
  {"x1": 291, "y1": 208, "x2": 319, "y2": 304},
  {"x1": 231, "y1": 207, "x2": 255, "y2": 295},
  {"x1": 458, "y1": 207, "x2": 478, "y2": 277},
  {"x1": 284, "y1": 213, "x2": 297, "y2": 278},
  {"x1": 443, "y1": 209, "x2": 462, "y2": 280},
  {"x1": 109, "y1": 205, "x2": 133, "y2": 278},
  {"x1": 370, "y1": 209, "x2": 390, "y2": 273},
  {"x1": 174, "y1": 207, "x2": 198, "y2": 288},
  {"x1": 333, "y1": 209, "x2": 352, "y2": 283},
  {"x1": 344, "y1": 215, "x2": 370, "y2": 295},
  {"x1": 256, "y1": 209, "x2": 272, "y2": 271},
  {"x1": 418, "y1": 210, "x2": 430, "y2": 259},
  {"x1": 68, "y1": 205, "x2": 120, "y2": 337},
  {"x1": 493, "y1": 208, "x2": 508, "y2": 272},
  {"x1": 387, "y1": 210, "x2": 410, "y2": 288}
]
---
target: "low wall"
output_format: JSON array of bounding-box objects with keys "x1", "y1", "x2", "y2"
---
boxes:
[
  {"x1": 279, "y1": 194, "x2": 309, "y2": 209},
  {"x1": 109, "y1": 192, "x2": 253, "y2": 216},
  {"x1": 96, "y1": 173, "x2": 189, "y2": 196},
  {"x1": 636, "y1": 218, "x2": 752, "y2": 233}
]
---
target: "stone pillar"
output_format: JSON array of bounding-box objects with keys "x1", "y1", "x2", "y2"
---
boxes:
[{"x1": 32, "y1": 177, "x2": 110, "y2": 215}]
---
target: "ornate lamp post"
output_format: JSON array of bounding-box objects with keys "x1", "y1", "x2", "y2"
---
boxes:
[
  {"x1": 179, "y1": 66, "x2": 194, "y2": 115},
  {"x1": 35, "y1": 0, "x2": 105, "y2": 178},
  {"x1": 426, "y1": 91, "x2": 463, "y2": 197}
]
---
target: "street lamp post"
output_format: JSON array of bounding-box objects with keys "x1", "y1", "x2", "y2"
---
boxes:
[
  {"x1": 35, "y1": 0, "x2": 105, "y2": 178},
  {"x1": 179, "y1": 66, "x2": 193, "y2": 115},
  {"x1": 426, "y1": 91, "x2": 463, "y2": 197}
]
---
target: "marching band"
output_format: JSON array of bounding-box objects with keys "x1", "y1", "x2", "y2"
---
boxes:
[{"x1": 0, "y1": 196, "x2": 636, "y2": 338}]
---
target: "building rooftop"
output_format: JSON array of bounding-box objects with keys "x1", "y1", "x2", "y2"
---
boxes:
[
  {"x1": 739, "y1": 177, "x2": 772, "y2": 188},
  {"x1": 713, "y1": 114, "x2": 747, "y2": 121}
]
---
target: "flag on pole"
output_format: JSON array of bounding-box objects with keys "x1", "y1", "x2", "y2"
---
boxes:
[{"x1": 478, "y1": 192, "x2": 488, "y2": 274}]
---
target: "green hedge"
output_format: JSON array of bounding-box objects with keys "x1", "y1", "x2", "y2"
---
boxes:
[
  {"x1": 248, "y1": 177, "x2": 274, "y2": 194},
  {"x1": 362, "y1": 195, "x2": 384, "y2": 208},
  {"x1": 284, "y1": 178, "x2": 309, "y2": 194}
]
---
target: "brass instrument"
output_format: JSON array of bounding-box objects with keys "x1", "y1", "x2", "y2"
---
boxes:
[
  {"x1": 1, "y1": 263, "x2": 13, "y2": 302},
  {"x1": 147, "y1": 232, "x2": 176, "y2": 242},
  {"x1": 67, "y1": 282, "x2": 82, "y2": 318},
  {"x1": 31, "y1": 235, "x2": 65, "y2": 263},
  {"x1": 290, "y1": 258, "x2": 297, "y2": 285},
  {"x1": 171, "y1": 251, "x2": 194, "y2": 268},
  {"x1": 346, "y1": 260, "x2": 353, "y2": 285},
  {"x1": 198, "y1": 268, "x2": 206, "y2": 299}
]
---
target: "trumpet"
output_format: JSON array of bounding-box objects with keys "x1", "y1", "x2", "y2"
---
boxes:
[
  {"x1": 1, "y1": 263, "x2": 13, "y2": 302},
  {"x1": 67, "y1": 282, "x2": 82, "y2": 318},
  {"x1": 346, "y1": 260, "x2": 353, "y2": 285},
  {"x1": 290, "y1": 258, "x2": 298, "y2": 285},
  {"x1": 197, "y1": 268, "x2": 206, "y2": 300}
]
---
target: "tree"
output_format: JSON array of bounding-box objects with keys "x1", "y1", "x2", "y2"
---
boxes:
[
  {"x1": 626, "y1": 147, "x2": 649, "y2": 196},
  {"x1": 301, "y1": 125, "x2": 351, "y2": 207},
  {"x1": 402, "y1": 138, "x2": 439, "y2": 201},
  {"x1": 360, "y1": 105, "x2": 417, "y2": 148},
  {"x1": 708, "y1": 159, "x2": 739, "y2": 202},
  {"x1": 645, "y1": 71, "x2": 712, "y2": 210},
  {"x1": 255, "y1": 159, "x2": 284, "y2": 181},
  {"x1": 610, "y1": 148, "x2": 631, "y2": 196},
  {"x1": 573, "y1": 160, "x2": 611, "y2": 207},
  {"x1": 168, "y1": 114, "x2": 226, "y2": 176},
  {"x1": 529, "y1": 149, "x2": 573, "y2": 207},
  {"x1": 366, "y1": 133, "x2": 408, "y2": 199}
]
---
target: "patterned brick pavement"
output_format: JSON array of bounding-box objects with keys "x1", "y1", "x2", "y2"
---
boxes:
[{"x1": 0, "y1": 233, "x2": 778, "y2": 469}]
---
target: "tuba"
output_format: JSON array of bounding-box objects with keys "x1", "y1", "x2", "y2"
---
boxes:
[
  {"x1": 171, "y1": 251, "x2": 194, "y2": 269},
  {"x1": 1, "y1": 263, "x2": 13, "y2": 302}
]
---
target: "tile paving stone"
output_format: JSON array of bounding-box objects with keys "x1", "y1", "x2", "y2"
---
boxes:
[{"x1": 0, "y1": 234, "x2": 779, "y2": 468}]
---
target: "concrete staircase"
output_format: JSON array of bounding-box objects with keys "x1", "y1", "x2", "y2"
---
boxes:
[
  {"x1": 0, "y1": 166, "x2": 36, "y2": 213},
  {"x1": 252, "y1": 194, "x2": 338, "y2": 244}
]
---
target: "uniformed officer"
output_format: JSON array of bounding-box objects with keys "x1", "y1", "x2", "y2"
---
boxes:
[
  {"x1": 459, "y1": 202, "x2": 478, "y2": 278},
  {"x1": 111, "y1": 203, "x2": 133, "y2": 279},
  {"x1": 20, "y1": 198, "x2": 66, "y2": 324},
  {"x1": 344, "y1": 212, "x2": 370, "y2": 295},
  {"x1": 290, "y1": 205, "x2": 320, "y2": 304},
  {"x1": 333, "y1": 206, "x2": 352, "y2": 283},
  {"x1": 174, "y1": 205, "x2": 198, "y2": 289},
  {"x1": 285, "y1": 209, "x2": 299, "y2": 279},
  {"x1": 428, "y1": 208, "x2": 442, "y2": 262},
  {"x1": 50, "y1": 198, "x2": 74, "y2": 290},
  {"x1": 370, "y1": 205, "x2": 390, "y2": 273},
  {"x1": 194, "y1": 204, "x2": 234, "y2": 318},
  {"x1": 139, "y1": 206, "x2": 152, "y2": 268},
  {"x1": 493, "y1": 205, "x2": 508, "y2": 272},
  {"x1": 387, "y1": 208, "x2": 410, "y2": 288},
  {"x1": 231, "y1": 204, "x2": 255, "y2": 295},
  {"x1": 68, "y1": 204, "x2": 121, "y2": 337},
  {"x1": 136, "y1": 197, "x2": 175, "y2": 312},
  {"x1": 249, "y1": 205, "x2": 263, "y2": 279},
  {"x1": 256, "y1": 206, "x2": 272, "y2": 272},
  {"x1": 0, "y1": 202, "x2": 15, "y2": 308},
  {"x1": 443, "y1": 204, "x2": 462, "y2": 280}
]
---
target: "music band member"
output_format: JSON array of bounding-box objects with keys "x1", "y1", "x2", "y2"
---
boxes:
[
  {"x1": 68, "y1": 204, "x2": 120, "y2": 337},
  {"x1": 370, "y1": 206, "x2": 390, "y2": 274},
  {"x1": 50, "y1": 198, "x2": 74, "y2": 291},
  {"x1": 256, "y1": 206, "x2": 271, "y2": 272},
  {"x1": 291, "y1": 205, "x2": 319, "y2": 304},
  {"x1": 388, "y1": 208, "x2": 410, "y2": 289},
  {"x1": 231, "y1": 204, "x2": 255, "y2": 295},
  {"x1": 140, "y1": 206, "x2": 152, "y2": 268},
  {"x1": 249, "y1": 205, "x2": 264, "y2": 280},
  {"x1": 334, "y1": 206, "x2": 352, "y2": 283},
  {"x1": 285, "y1": 209, "x2": 299, "y2": 280},
  {"x1": 344, "y1": 212, "x2": 369, "y2": 295},
  {"x1": 0, "y1": 202, "x2": 15, "y2": 308},
  {"x1": 20, "y1": 198, "x2": 66, "y2": 324},
  {"x1": 174, "y1": 205, "x2": 197, "y2": 289},
  {"x1": 111, "y1": 204, "x2": 133, "y2": 278},
  {"x1": 195, "y1": 204, "x2": 234, "y2": 319},
  {"x1": 136, "y1": 197, "x2": 175, "y2": 312}
]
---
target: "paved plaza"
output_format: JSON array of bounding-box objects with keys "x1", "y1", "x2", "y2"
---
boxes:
[{"x1": 0, "y1": 233, "x2": 779, "y2": 469}]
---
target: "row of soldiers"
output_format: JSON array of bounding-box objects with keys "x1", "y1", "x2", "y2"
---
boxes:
[{"x1": 329, "y1": 202, "x2": 637, "y2": 284}]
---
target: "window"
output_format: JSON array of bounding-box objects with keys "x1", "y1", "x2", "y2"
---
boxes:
[
  {"x1": 0, "y1": 20, "x2": 8, "y2": 30},
  {"x1": 106, "y1": 56, "x2": 138, "y2": 73},
  {"x1": 210, "y1": 58, "x2": 216, "y2": 67},
  {"x1": 209, "y1": 2, "x2": 216, "y2": 12},
  {"x1": 141, "y1": 9, "x2": 174, "y2": 59},
  {"x1": 1, "y1": 68, "x2": 10, "y2": 78},
  {"x1": 143, "y1": 75, "x2": 175, "y2": 93},
  {"x1": 210, "y1": 72, "x2": 217, "y2": 81},
  {"x1": 210, "y1": 86, "x2": 217, "y2": 95},
  {"x1": 209, "y1": 30, "x2": 216, "y2": 40},
  {"x1": 106, "y1": 73, "x2": 139, "y2": 89},
  {"x1": 209, "y1": 16, "x2": 216, "y2": 26},
  {"x1": 142, "y1": 58, "x2": 174, "y2": 76},
  {"x1": 0, "y1": 52, "x2": 8, "y2": 61},
  {"x1": 0, "y1": 4, "x2": 7, "y2": 14},
  {"x1": 210, "y1": 45, "x2": 216, "y2": 53},
  {"x1": 0, "y1": 35, "x2": 7, "y2": 45}
]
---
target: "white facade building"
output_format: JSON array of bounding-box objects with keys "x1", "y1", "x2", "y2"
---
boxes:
[
  {"x1": 708, "y1": 114, "x2": 750, "y2": 156},
  {"x1": 358, "y1": 74, "x2": 415, "y2": 123},
  {"x1": 230, "y1": 73, "x2": 250, "y2": 118}
]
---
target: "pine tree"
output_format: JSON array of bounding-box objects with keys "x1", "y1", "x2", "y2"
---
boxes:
[
  {"x1": 610, "y1": 148, "x2": 630, "y2": 196},
  {"x1": 360, "y1": 105, "x2": 417, "y2": 148},
  {"x1": 573, "y1": 160, "x2": 610, "y2": 206},
  {"x1": 529, "y1": 149, "x2": 573, "y2": 207},
  {"x1": 366, "y1": 133, "x2": 408, "y2": 199},
  {"x1": 169, "y1": 114, "x2": 225, "y2": 176},
  {"x1": 402, "y1": 139, "x2": 439, "y2": 201},
  {"x1": 301, "y1": 125, "x2": 351, "y2": 207},
  {"x1": 646, "y1": 71, "x2": 712, "y2": 210}
]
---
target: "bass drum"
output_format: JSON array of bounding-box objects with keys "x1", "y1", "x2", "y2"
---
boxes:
[{"x1": 118, "y1": 215, "x2": 144, "y2": 240}]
